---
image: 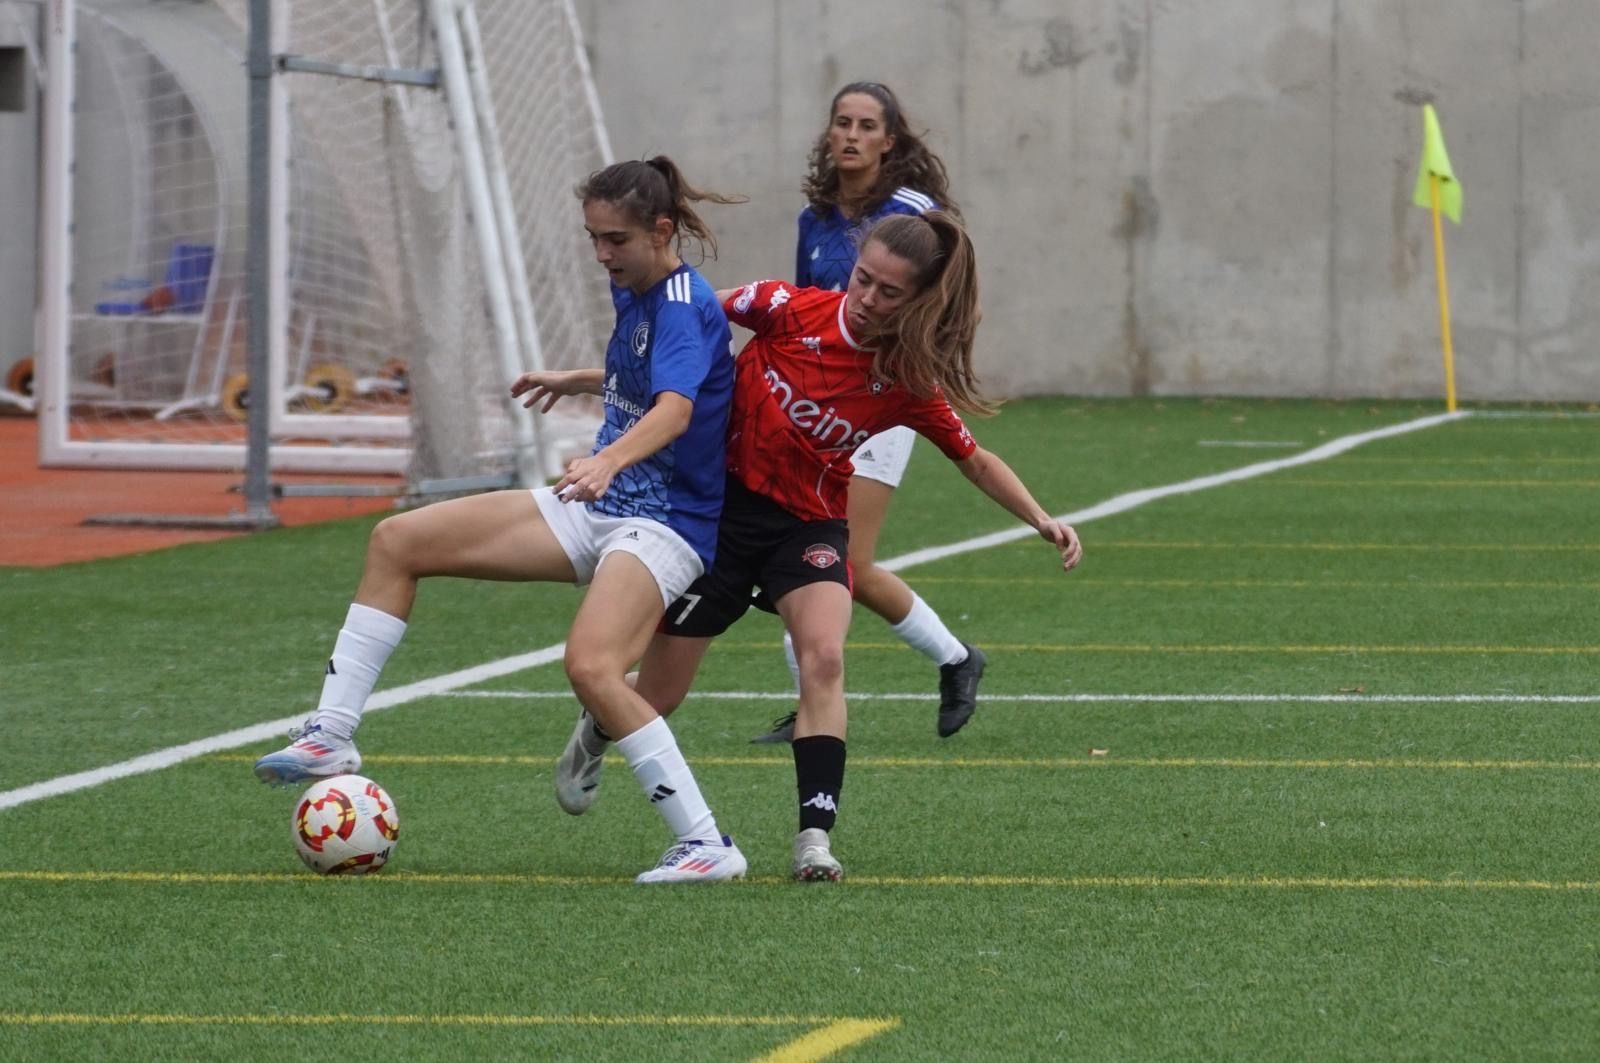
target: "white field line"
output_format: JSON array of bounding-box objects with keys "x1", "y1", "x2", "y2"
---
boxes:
[
  {"x1": 0, "y1": 646, "x2": 565, "y2": 812},
  {"x1": 444, "y1": 690, "x2": 1600, "y2": 705},
  {"x1": 1196, "y1": 440, "x2": 1303, "y2": 448},
  {"x1": 0, "y1": 411, "x2": 1468, "y2": 813},
  {"x1": 882, "y1": 411, "x2": 1466, "y2": 571}
]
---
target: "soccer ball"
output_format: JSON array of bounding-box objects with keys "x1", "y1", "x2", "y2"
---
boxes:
[{"x1": 292, "y1": 774, "x2": 400, "y2": 875}]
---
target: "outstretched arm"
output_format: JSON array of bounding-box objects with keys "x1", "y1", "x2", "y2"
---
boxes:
[{"x1": 955, "y1": 446, "x2": 1083, "y2": 572}]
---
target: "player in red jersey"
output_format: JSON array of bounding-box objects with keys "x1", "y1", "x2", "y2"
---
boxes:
[
  {"x1": 554, "y1": 211, "x2": 1082, "y2": 881},
  {"x1": 757, "y1": 79, "x2": 988, "y2": 745}
]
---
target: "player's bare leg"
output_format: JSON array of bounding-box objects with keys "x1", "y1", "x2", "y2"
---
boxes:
[
  {"x1": 556, "y1": 631, "x2": 712, "y2": 815},
  {"x1": 758, "y1": 475, "x2": 985, "y2": 742},
  {"x1": 776, "y1": 582, "x2": 852, "y2": 881},
  {"x1": 562, "y1": 551, "x2": 743, "y2": 882},
  {"x1": 255, "y1": 491, "x2": 575, "y2": 785},
  {"x1": 849, "y1": 477, "x2": 987, "y2": 736}
]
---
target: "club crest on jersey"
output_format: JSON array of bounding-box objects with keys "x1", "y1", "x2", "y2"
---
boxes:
[
  {"x1": 801, "y1": 543, "x2": 841, "y2": 569},
  {"x1": 631, "y1": 321, "x2": 650, "y2": 357},
  {"x1": 733, "y1": 282, "x2": 757, "y2": 314}
]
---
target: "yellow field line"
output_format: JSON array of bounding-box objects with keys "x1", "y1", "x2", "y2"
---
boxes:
[
  {"x1": 2, "y1": 870, "x2": 1596, "y2": 892},
  {"x1": 908, "y1": 577, "x2": 1597, "y2": 590},
  {"x1": 0, "y1": 1011, "x2": 846, "y2": 1028},
  {"x1": 730, "y1": 642, "x2": 1600, "y2": 656},
  {"x1": 0, "y1": 1011, "x2": 901, "y2": 1059},
  {"x1": 205, "y1": 753, "x2": 1600, "y2": 771},
  {"x1": 1341, "y1": 456, "x2": 1600, "y2": 465},
  {"x1": 1091, "y1": 541, "x2": 1597, "y2": 552},
  {"x1": 757, "y1": 1019, "x2": 903, "y2": 1062},
  {"x1": 1270, "y1": 478, "x2": 1600, "y2": 488}
]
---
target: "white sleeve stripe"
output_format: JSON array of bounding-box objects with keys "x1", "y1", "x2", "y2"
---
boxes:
[
  {"x1": 892, "y1": 187, "x2": 936, "y2": 212},
  {"x1": 667, "y1": 273, "x2": 690, "y2": 303}
]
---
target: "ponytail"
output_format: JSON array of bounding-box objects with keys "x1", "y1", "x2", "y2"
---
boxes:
[
  {"x1": 861, "y1": 212, "x2": 992, "y2": 415},
  {"x1": 577, "y1": 156, "x2": 746, "y2": 261}
]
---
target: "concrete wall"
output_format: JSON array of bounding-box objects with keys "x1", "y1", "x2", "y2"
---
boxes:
[{"x1": 577, "y1": 0, "x2": 1600, "y2": 401}]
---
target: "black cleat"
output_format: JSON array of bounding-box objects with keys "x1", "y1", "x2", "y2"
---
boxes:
[
  {"x1": 937, "y1": 643, "x2": 986, "y2": 737},
  {"x1": 751, "y1": 710, "x2": 797, "y2": 744}
]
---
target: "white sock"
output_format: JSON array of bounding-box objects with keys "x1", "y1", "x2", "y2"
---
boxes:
[
  {"x1": 889, "y1": 594, "x2": 967, "y2": 666},
  {"x1": 311, "y1": 603, "x2": 407, "y2": 740},
  {"x1": 615, "y1": 717, "x2": 719, "y2": 843},
  {"x1": 782, "y1": 630, "x2": 801, "y2": 693}
]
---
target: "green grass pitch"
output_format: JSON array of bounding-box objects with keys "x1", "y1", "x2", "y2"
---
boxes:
[{"x1": 1, "y1": 397, "x2": 1597, "y2": 1059}]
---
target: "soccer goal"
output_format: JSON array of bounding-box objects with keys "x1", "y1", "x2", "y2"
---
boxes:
[{"x1": 35, "y1": 0, "x2": 612, "y2": 483}]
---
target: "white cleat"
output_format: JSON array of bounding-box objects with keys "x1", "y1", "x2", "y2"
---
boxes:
[
  {"x1": 793, "y1": 827, "x2": 843, "y2": 882},
  {"x1": 554, "y1": 712, "x2": 607, "y2": 815},
  {"x1": 635, "y1": 836, "x2": 748, "y2": 884},
  {"x1": 253, "y1": 722, "x2": 361, "y2": 785}
]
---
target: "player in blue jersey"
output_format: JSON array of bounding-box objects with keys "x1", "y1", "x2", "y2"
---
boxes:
[
  {"x1": 757, "y1": 81, "x2": 987, "y2": 744},
  {"x1": 253, "y1": 157, "x2": 751, "y2": 884}
]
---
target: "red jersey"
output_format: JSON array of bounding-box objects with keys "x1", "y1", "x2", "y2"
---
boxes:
[{"x1": 721, "y1": 281, "x2": 977, "y2": 521}]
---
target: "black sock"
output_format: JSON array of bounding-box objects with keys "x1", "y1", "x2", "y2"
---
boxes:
[{"x1": 793, "y1": 734, "x2": 846, "y2": 833}]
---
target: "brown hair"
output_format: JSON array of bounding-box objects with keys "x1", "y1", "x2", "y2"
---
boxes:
[
  {"x1": 576, "y1": 156, "x2": 745, "y2": 261},
  {"x1": 801, "y1": 82, "x2": 959, "y2": 220},
  {"x1": 861, "y1": 212, "x2": 992, "y2": 416}
]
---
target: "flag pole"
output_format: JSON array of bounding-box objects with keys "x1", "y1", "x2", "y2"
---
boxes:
[{"x1": 1427, "y1": 174, "x2": 1458, "y2": 414}]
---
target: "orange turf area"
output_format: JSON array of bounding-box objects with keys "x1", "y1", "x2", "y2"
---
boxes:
[{"x1": 0, "y1": 415, "x2": 401, "y2": 566}]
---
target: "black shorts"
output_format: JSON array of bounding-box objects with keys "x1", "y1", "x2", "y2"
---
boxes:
[{"x1": 662, "y1": 476, "x2": 852, "y2": 638}]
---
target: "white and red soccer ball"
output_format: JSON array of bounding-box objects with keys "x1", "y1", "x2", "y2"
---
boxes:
[{"x1": 292, "y1": 774, "x2": 400, "y2": 875}]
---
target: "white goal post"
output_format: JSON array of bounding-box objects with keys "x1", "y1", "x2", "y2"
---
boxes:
[{"x1": 35, "y1": 0, "x2": 612, "y2": 483}]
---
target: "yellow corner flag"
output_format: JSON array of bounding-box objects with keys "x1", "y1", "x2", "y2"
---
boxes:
[
  {"x1": 1412, "y1": 103, "x2": 1462, "y2": 223},
  {"x1": 1413, "y1": 103, "x2": 1460, "y2": 412}
]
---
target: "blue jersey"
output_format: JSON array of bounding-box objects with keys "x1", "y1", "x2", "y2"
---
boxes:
[
  {"x1": 795, "y1": 187, "x2": 938, "y2": 291},
  {"x1": 590, "y1": 265, "x2": 733, "y2": 569}
]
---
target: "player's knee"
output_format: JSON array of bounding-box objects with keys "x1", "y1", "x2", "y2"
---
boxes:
[
  {"x1": 562, "y1": 648, "x2": 615, "y2": 702},
  {"x1": 366, "y1": 514, "x2": 414, "y2": 570},
  {"x1": 795, "y1": 640, "x2": 845, "y2": 690},
  {"x1": 853, "y1": 562, "x2": 890, "y2": 599}
]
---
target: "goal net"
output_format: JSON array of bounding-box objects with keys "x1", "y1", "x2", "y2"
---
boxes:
[{"x1": 38, "y1": 0, "x2": 611, "y2": 482}]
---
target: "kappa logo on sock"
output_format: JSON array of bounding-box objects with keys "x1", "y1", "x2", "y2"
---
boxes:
[
  {"x1": 325, "y1": 659, "x2": 337, "y2": 676},
  {"x1": 649, "y1": 784, "x2": 677, "y2": 803},
  {"x1": 801, "y1": 791, "x2": 837, "y2": 813}
]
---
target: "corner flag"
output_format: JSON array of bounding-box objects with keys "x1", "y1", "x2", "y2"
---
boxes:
[
  {"x1": 1412, "y1": 103, "x2": 1462, "y2": 224},
  {"x1": 1412, "y1": 103, "x2": 1461, "y2": 411}
]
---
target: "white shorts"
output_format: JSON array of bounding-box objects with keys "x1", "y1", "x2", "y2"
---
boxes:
[
  {"x1": 850, "y1": 425, "x2": 916, "y2": 488},
  {"x1": 530, "y1": 487, "x2": 704, "y2": 608}
]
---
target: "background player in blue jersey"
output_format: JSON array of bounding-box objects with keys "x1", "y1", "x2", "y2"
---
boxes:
[
  {"x1": 758, "y1": 80, "x2": 987, "y2": 744},
  {"x1": 254, "y1": 157, "x2": 751, "y2": 884}
]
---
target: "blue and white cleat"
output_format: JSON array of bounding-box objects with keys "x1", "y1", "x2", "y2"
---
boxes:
[
  {"x1": 635, "y1": 835, "x2": 748, "y2": 884},
  {"x1": 253, "y1": 722, "x2": 361, "y2": 785}
]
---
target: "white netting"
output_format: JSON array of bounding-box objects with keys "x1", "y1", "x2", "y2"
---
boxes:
[
  {"x1": 49, "y1": 0, "x2": 609, "y2": 479},
  {"x1": 61, "y1": 2, "x2": 252, "y2": 448}
]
